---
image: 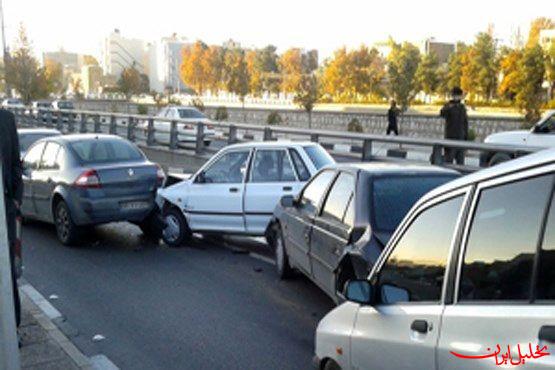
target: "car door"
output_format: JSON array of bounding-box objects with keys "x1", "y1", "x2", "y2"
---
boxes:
[
  {"x1": 526, "y1": 113, "x2": 555, "y2": 147},
  {"x1": 154, "y1": 107, "x2": 171, "y2": 144},
  {"x1": 21, "y1": 142, "x2": 47, "y2": 218},
  {"x1": 350, "y1": 191, "x2": 468, "y2": 370},
  {"x1": 437, "y1": 169, "x2": 555, "y2": 370},
  {"x1": 32, "y1": 142, "x2": 63, "y2": 219},
  {"x1": 244, "y1": 148, "x2": 302, "y2": 234},
  {"x1": 282, "y1": 170, "x2": 337, "y2": 274},
  {"x1": 310, "y1": 171, "x2": 356, "y2": 298},
  {"x1": 185, "y1": 149, "x2": 252, "y2": 232}
]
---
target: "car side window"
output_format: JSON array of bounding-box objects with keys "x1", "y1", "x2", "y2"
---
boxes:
[
  {"x1": 251, "y1": 150, "x2": 296, "y2": 183},
  {"x1": 288, "y1": 149, "x2": 311, "y2": 181},
  {"x1": 378, "y1": 195, "x2": 464, "y2": 304},
  {"x1": 23, "y1": 142, "x2": 46, "y2": 171},
  {"x1": 55, "y1": 147, "x2": 67, "y2": 169},
  {"x1": 459, "y1": 175, "x2": 553, "y2": 302},
  {"x1": 202, "y1": 150, "x2": 250, "y2": 184},
  {"x1": 300, "y1": 170, "x2": 336, "y2": 214},
  {"x1": 40, "y1": 142, "x2": 61, "y2": 170},
  {"x1": 321, "y1": 173, "x2": 356, "y2": 225},
  {"x1": 537, "y1": 191, "x2": 555, "y2": 300}
]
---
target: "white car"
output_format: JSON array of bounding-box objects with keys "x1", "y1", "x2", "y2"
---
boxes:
[
  {"x1": 2, "y1": 98, "x2": 25, "y2": 109},
  {"x1": 157, "y1": 141, "x2": 335, "y2": 246},
  {"x1": 150, "y1": 106, "x2": 216, "y2": 147},
  {"x1": 481, "y1": 110, "x2": 555, "y2": 166},
  {"x1": 314, "y1": 148, "x2": 555, "y2": 370}
]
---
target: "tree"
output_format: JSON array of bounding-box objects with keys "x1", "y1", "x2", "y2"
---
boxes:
[
  {"x1": 461, "y1": 32, "x2": 498, "y2": 101},
  {"x1": 118, "y1": 66, "x2": 148, "y2": 98},
  {"x1": 387, "y1": 41, "x2": 421, "y2": 108},
  {"x1": 43, "y1": 59, "x2": 65, "y2": 95},
  {"x1": 293, "y1": 73, "x2": 320, "y2": 129},
  {"x1": 445, "y1": 42, "x2": 468, "y2": 90},
  {"x1": 203, "y1": 45, "x2": 225, "y2": 92},
  {"x1": 498, "y1": 47, "x2": 523, "y2": 101},
  {"x1": 223, "y1": 48, "x2": 249, "y2": 108},
  {"x1": 279, "y1": 48, "x2": 304, "y2": 93},
  {"x1": 246, "y1": 49, "x2": 263, "y2": 95},
  {"x1": 5, "y1": 24, "x2": 48, "y2": 102},
  {"x1": 527, "y1": 17, "x2": 554, "y2": 47},
  {"x1": 82, "y1": 55, "x2": 99, "y2": 66},
  {"x1": 72, "y1": 77, "x2": 83, "y2": 99},
  {"x1": 546, "y1": 42, "x2": 555, "y2": 99},
  {"x1": 515, "y1": 45, "x2": 546, "y2": 122},
  {"x1": 416, "y1": 52, "x2": 440, "y2": 98},
  {"x1": 180, "y1": 41, "x2": 209, "y2": 94}
]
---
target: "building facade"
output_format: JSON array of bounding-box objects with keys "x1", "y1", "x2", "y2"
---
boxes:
[
  {"x1": 101, "y1": 29, "x2": 149, "y2": 78},
  {"x1": 421, "y1": 38, "x2": 455, "y2": 64}
]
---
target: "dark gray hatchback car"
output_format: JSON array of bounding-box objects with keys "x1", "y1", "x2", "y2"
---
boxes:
[
  {"x1": 269, "y1": 163, "x2": 459, "y2": 303},
  {"x1": 21, "y1": 134, "x2": 165, "y2": 245}
]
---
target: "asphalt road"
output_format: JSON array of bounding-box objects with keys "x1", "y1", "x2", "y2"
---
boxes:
[{"x1": 21, "y1": 220, "x2": 334, "y2": 370}]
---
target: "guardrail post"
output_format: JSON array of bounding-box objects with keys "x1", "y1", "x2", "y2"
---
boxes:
[
  {"x1": 195, "y1": 122, "x2": 205, "y2": 154},
  {"x1": 68, "y1": 113, "x2": 75, "y2": 133},
  {"x1": 109, "y1": 115, "x2": 117, "y2": 134},
  {"x1": 146, "y1": 118, "x2": 155, "y2": 146},
  {"x1": 310, "y1": 134, "x2": 319, "y2": 143},
  {"x1": 263, "y1": 127, "x2": 272, "y2": 141},
  {"x1": 127, "y1": 116, "x2": 135, "y2": 141},
  {"x1": 94, "y1": 115, "x2": 101, "y2": 133},
  {"x1": 362, "y1": 139, "x2": 373, "y2": 161},
  {"x1": 431, "y1": 144, "x2": 444, "y2": 165},
  {"x1": 170, "y1": 120, "x2": 178, "y2": 150},
  {"x1": 228, "y1": 125, "x2": 238, "y2": 145},
  {"x1": 79, "y1": 113, "x2": 87, "y2": 133},
  {"x1": 56, "y1": 112, "x2": 63, "y2": 132},
  {"x1": 47, "y1": 111, "x2": 53, "y2": 127}
]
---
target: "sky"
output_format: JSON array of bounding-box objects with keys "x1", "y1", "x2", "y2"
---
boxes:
[{"x1": 2, "y1": 0, "x2": 554, "y2": 60}]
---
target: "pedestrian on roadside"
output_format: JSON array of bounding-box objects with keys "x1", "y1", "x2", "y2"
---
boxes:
[
  {"x1": 0, "y1": 108, "x2": 23, "y2": 328},
  {"x1": 440, "y1": 87, "x2": 468, "y2": 165},
  {"x1": 386, "y1": 100, "x2": 400, "y2": 135}
]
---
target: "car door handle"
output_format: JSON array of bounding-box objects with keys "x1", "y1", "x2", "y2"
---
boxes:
[
  {"x1": 229, "y1": 187, "x2": 239, "y2": 193},
  {"x1": 411, "y1": 320, "x2": 428, "y2": 334},
  {"x1": 283, "y1": 186, "x2": 292, "y2": 192},
  {"x1": 539, "y1": 326, "x2": 555, "y2": 343}
]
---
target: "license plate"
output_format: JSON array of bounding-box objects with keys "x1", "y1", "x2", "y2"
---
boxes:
[{"x1": 120, "y1": 201, "x2": 149, "y2": 210}]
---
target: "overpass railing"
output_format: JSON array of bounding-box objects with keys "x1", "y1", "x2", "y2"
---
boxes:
[{"x1": 9, "y1": 107, "x2": 543, "y2": 173}]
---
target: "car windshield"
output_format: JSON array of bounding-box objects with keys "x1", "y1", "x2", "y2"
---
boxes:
[
  {"x1": 8, "y1": 99, "x2": 22, "y2": 105},
  {"x1": 69, "y1": 139, "x2": 143, "y2": 164},
  {"x1": 178, "y1": 109, "x2": 206, "y2": 119},
  {"x1": 19, "y1": 133, "x2": 58, "y2": 152},
  {"x1": 372, "y1": 175, "x2": 458, "y2": 232},
  {"x1": 303, "y1": 145, "x2": 334, "y2": 169},
  {"x1": 58, "y1": 101, "x2": 74, "y2": 109}
]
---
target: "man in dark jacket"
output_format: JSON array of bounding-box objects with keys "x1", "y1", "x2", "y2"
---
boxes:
[
  {"x1": 386, "y1": 100, "x2": 400, "y2": 135},
  {"x1": 0, "y1": 109, "x2": 23, "y2": 327},
  {"x1": 440, "y1": 87, "x2": 468, "y2": 164}
]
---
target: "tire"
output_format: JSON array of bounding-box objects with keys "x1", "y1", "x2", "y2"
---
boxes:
[
  {"x1": 204, "y1": 140, "x2": 211, "y2": 147},
  {"x1": 489, "y1": 152, "x2": 512, "y2": 166},
  {"x1": 138, "y1": 210, "x2": 163, "y2": 240},
  {"x1": 324, "y1": 360, "x2": 341, "y2": 370},
  {"x1": 274, "y1": 224, "x2": 293, "y2": 279},
  {"x1": 54, "y1": 200, "x2": 80, "y2": 246},
  {"x1": 161, "y1": 207, "x2": 190, "y2": 247}
]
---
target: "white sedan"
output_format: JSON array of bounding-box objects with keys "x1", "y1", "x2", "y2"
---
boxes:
[
  {"x1": 156, "y1": 141, "x2": 335, "y2": 247},
  {"x1": 150, "y1": 106, "x2": 216, "y2": 146}
]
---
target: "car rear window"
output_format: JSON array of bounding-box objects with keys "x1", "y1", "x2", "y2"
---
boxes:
[
  {"x1": 69, "y1": 139, "x2": 143, "y2": 164},
  {"x1": 372, "y1": 175, "x2": 458, "y2": 232},
  {"x1": 303, "y1": 145, "x2": 334, "y2": 169},
  {"x1": 178, "y1": 109, "x2": 206, "y2": 119},
  {"x1": 19, "y1": 134, "x2": 57, "y2": 152}
]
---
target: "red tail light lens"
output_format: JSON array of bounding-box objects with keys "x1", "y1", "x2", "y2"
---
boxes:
[
  {"x1": 207, "y1": 124, "x2": 214, "y2": 130},
  {"x1": 74, "y1": 169, "x2": 101, "y2": 188},
  {"x1": 183, "y1": 124, "x2": 193, "y2": 129},
  {"x1": 156, "y1": 165, "x2": 165, "y2": 187}
]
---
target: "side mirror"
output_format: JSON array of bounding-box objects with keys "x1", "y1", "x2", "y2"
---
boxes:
[
  {"x1": 280, "y1": 195, "x2": 296, "y2": 208},
  {"x1": 344, "y1": 280, "x2": 374, "y2": 305},
  {"x1": 196, "y1": 171, "x2": 206, "y2": 184}
]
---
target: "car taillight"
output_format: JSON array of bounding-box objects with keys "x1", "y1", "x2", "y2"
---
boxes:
[
  {"x1": 156, "y1": 165, "x2": 165, "y2": 187},
  {"x1": 183, "y1": 124, "x2": 193, "y2": 129},
  {"x1": 74, "y1": 169, "x2": 101, "y2": 188},
  {"x1": 207, "y1": 124, "x2": 214, "y2": 130}
]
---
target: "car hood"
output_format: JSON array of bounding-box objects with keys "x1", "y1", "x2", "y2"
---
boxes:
[
  {"x1": 484, "y1": 130, "x2": 529, "y2": 144},
  {"x1": 156, "y1": 178, "x2": 192, "y2": 208}
]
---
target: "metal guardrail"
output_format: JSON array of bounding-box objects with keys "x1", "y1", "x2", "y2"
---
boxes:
[{"x1": 9, "y1": 107, "x2": 544, "y2": 173}]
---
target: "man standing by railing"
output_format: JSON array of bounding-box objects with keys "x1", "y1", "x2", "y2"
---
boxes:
[
  {"x1": 440, "y1": 87, "x2": 468, "y2": 165},
  {"x1": 386, "y1": 100, "x2": 400, "y2": 136},
  {"x1": 0, "y1": 108, "x2": 23, "y2": 329}
]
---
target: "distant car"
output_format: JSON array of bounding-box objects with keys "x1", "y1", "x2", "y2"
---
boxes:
[
  {"x1": 314, "y1": 148, "x2": 555, "y2": 370},
  {"x1": 149, "y1": 106, "x2": 216, "y2": 146},
  {"x1": 31, "y1": 100, "x2": 53, "y2": 120},
  {"x1": 157, "y1": 141, "x2": 335, "y2": 247},
  {"x1": 481, "y1": 110, "x2": 555, "y2": 166},
  {"x1": 2, "y1": 98, "x2": 25, "y2": 109},
  {"x1": 270, "y1": 163, "x2": 459, "y2": 302},
  {"x1": 18, "y1": 128, "x2": 61, "y2": 158},
  {"x1": 51, "y1": 100, "x2": 76, "y2": 122},
  {"x1": 21, "y1": 134, "x2": 165, "y2": 245}
]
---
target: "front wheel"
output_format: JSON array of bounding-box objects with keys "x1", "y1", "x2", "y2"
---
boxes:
[
  {"x1": 274, "y1": 225, "x2": 293, "y2": 279},
  {"x1": 54, "y1": 200, "x2": 80, "y2": 246},
  {"x1": 162, "y1": 207, "x2": 190, "y2": 247}
]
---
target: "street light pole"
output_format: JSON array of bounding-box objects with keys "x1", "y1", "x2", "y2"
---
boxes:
[{"x1": 0, "y1": 0, "x2": 9, "y2": 97}]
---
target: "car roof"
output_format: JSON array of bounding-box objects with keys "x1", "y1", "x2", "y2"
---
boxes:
[
  {"x1": 18, "y1": 128, "x2": 61, "y2": 135},
  {"x1": 420, "y1": 148, "x2": 555, "y2": 203},
  {"x1": 48, "y1": 134, "x2": 125, "y2": 143},
  {"x1": 167, "y1": 106, "x2": 201, "y2": 110},
  {"x1": 224, "y1": 141, "x2": 318, "y2": 150},
  {"x1": 331, "y1": 162, "x2": 459, "y2": 176}
]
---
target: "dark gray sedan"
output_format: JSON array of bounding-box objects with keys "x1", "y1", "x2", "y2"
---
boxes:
[
  {"x1": 268, "y1": 163, "x2": 459, "y2": 303},
  {"x1": 21, "y1": 134, "x2": 165, "y2": 245}
]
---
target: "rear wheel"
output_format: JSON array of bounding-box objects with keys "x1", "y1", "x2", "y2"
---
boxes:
[
  {"x1": 162, "y1": 207, "x2": 190, "y2": 247},
  {"x1": 274, "y1": 224, "x2": 293, "y2": 279},
  {"x1": 54, "y1": 200, "x2": 80, "y2": 246}
]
